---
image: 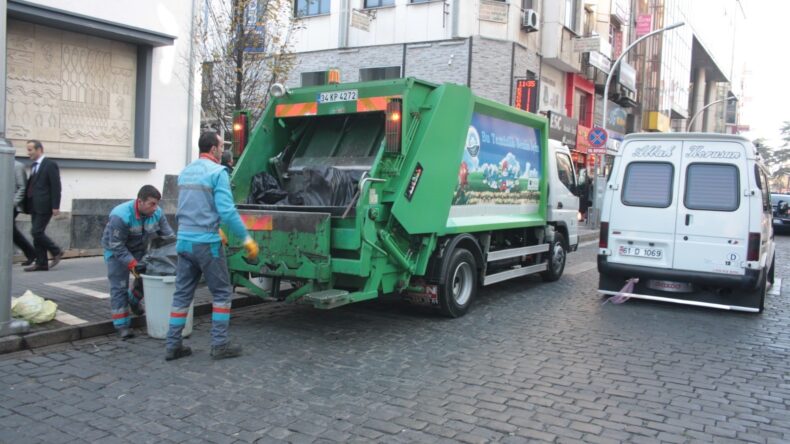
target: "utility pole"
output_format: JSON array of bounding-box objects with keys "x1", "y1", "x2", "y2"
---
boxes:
[
  {"x1": 1, "y1": 0, "x2": 30, "y2": 336},
  {"x1": 591, "y1": 21, "x2": 685, "y2": 226}
]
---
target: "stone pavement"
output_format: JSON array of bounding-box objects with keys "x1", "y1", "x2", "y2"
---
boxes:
[{"x1": 2, "y1": 237, "x2": 790, "y2": 443}]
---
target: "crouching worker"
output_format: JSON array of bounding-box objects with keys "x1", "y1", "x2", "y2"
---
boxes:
[
  {"x1": 165, "y1": 131, "x2": 258, "y2": 361},
  {"x1": 101, "y1": 185, "x2": 174, "y2": 339}
]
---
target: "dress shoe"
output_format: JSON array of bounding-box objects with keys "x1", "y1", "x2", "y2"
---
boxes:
[
  {"x1": 24, "y1": 264, "x2": 49, "y2": 272},
  {"x1": 49, "y1": 252, "x2": 64, "y2": 269},
  {"x1": 21, "y1": 258, "x2": 35, "y2": 266}
]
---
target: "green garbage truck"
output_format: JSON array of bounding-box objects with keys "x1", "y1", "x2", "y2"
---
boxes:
[{"x1": 226, "y1": 77, "x2": 580, "y2": 317}]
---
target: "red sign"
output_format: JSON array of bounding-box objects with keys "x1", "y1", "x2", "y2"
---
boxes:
[
  {"x1": 613, "y1": 29, "x2": 623, "y2": 60},
  {"x1": 576, "y1": 125, "x2": 591, "y2": 154},
  {"x1": 636, "y1": 14, "x2": 652, "y2": 37},
  {"x1": 514, "y1": 79, "x2": 538, "y2": 113}
]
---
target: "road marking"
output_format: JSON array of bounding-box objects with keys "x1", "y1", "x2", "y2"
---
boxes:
[
  {"x1": 579, "y1": 240, "x2": 598, "y2": 248},
  {"x1": 769, "y1": 278, "x2": 782, "y2": 296},
  {"x1": 54, "y1": 310, "x2": 88, "y2": 325},
  {"x1": 46, "y1": 277, "x2": 108, "y2": 299},
  {"x1": 565, "y1": 261, "x2": 597, "y2": 276}
]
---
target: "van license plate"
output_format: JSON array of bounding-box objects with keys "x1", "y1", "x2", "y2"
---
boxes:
[
  {"x1": 317, "y1": 90, "x2": 358, "y2": 103},
  {"x1": 618, "y1": 246, "x2": 663, "y2": 259}
]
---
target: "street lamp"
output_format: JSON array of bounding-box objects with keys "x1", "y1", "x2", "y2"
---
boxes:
[
  {"x1": 686, "y1": 96, "x2": 738, "y2": 132},
  {"x1": 590, "y1": 21, "x2": 686, "y2": 226}
]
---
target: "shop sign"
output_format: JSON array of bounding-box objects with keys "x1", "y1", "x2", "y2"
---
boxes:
[
  {"x1": 548, "y1": 111, "x2": 578, "y2": 146},
  {"x1": 576, "y1": 124, "x2": 591, "y2": 154},
  {"x1": 636, "y1": 14, "x2": 652, "y2": 37},
  {"x1": 351, "y1": 10, "x2": 371, "y2": 31},
  {"x1": 479, "y1": 0, "x2": 509, "y2": 23},
  {"x1": 618, "y1": 61, "x2": 637, "y2": 92},
  {"x1": 613, "y1": 0, "x2": 630, "y2": 23},
  {"x1": 588, "y1": 51, "x2": 610, "y2": 73},
  {"x1": 573, "y1": 36, "x2": 601, "y2": 53}
]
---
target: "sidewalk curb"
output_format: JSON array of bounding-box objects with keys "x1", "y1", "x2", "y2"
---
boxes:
[{"x1": 0, "y1": 296, "x2": 265, "y2": 355}]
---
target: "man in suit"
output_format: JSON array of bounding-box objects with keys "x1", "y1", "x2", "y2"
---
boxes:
[
  {"x1": 23, "y1": 140, "x2": 64, "y2": 272},
  {"x1": 13, "y1": 160, "x2": 36, "y2": 265}
]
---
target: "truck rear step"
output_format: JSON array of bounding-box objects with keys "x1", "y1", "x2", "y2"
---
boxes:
[{"x1": 303, "y1": 289, "x2": 351, "y2": 309}]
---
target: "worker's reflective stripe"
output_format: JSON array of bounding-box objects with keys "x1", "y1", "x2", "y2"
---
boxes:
[
  {"x1": 111, "y1": 309, "x2": 129, "y2": 327},
  {"x1": 212, "y1": 304, "x2": 230, "y2": 322},
  {"x1": 275, "y1": 102, "x2": 318, "y2": 118}
]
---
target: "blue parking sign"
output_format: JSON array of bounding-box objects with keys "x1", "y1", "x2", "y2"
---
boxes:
[{"x1": 588, "y1": 127, "x2": 608, "y2": 148}]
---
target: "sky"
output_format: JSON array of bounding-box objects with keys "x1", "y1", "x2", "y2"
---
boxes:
[{"x1": 739, "y1": 1, "x2": 790, "y2": 147}]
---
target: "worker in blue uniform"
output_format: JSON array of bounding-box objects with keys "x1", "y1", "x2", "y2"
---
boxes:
[
  {"x1": 165, "y1": 131, "x2": 259, "y2": 361},
  {"x1": 101, "y1": 185, "x2": 174, "y2": 339}
]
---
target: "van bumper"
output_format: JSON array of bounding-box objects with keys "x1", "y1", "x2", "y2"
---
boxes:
[{"x1": 597, "y1": 255, "x2": 762, "y2": 290}]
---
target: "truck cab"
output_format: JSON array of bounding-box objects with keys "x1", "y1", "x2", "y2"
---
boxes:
[{"x1": 547, "y1": 139, "x2": 580, "y2": 249}]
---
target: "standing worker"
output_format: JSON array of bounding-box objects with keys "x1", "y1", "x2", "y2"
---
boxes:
[
  {"x1": 23, "y1": 140, "x2": 64, "y2": 272},
  {"x1": 101, "y1": 185, "x2": 174, "y2": 339},
  {"x1": 165, "y1": 131, "x2": 259, "y2": 361},
  {"x1": 13, "y1": 160, "x2": 36, "y2": 265}
]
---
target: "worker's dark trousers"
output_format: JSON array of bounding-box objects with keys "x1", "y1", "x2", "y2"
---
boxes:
[
  {"x1": 166, "y1": 242, "x2": 232, "y2": 349},
  {"x1": 106, "y1": 254, "x2": 142, "y2": 330}
]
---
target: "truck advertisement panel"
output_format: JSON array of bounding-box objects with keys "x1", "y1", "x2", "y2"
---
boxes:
[{"x1": 450, "y1": 112, "x2": 543, "y2": 217}]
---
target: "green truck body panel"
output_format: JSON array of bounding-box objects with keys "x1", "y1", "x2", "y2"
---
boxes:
[{"x1": 226, "y1": 78, "x2": 550, "y2": 309}]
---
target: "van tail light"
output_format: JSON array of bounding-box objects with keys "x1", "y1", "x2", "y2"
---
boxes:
[
  {"x1": 747, "y1": 232, "x2": 760, "y2": 261},
  {"x1": 599, "y1": 222, "x2": 609, "y2": 249},
  {"x1": 385, "y1": 98, "x2": 403, "y2": 153},
  {"x1": 232, "y1": 112, "x2": 249, "y2": 158}
]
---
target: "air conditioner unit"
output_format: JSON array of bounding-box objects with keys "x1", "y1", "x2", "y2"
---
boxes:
[{"x1": 521, "y1": 9, "x2": 539, "y2": 33}]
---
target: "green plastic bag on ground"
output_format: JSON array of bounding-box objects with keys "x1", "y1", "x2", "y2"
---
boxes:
[{"x1": 11, "y1": 290, "x2": 58, "y2": 324}]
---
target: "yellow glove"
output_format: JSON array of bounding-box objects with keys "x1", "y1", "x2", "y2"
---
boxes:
[
  {"x1": 243, "y1": 236, "x2": 259, "y2": 260},
  {"x1": 219, "y1": 228, "x2": 228, "y2": 245}
]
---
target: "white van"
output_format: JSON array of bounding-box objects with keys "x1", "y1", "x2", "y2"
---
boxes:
[{"x1": 597, "y1": 133, "x2": 775, "y2": 313}]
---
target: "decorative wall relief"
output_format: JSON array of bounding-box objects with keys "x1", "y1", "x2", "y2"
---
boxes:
[{"x1": 5, "y1": 20, "x2": 137, "y2": 159}]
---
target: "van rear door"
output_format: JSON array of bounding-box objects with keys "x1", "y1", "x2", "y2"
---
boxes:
[
  {"x1": 672, "y1": 141, "x2": 749, "y2": 275},
  {"x1": 606, "y1": 140, "x2": 682, "y2": 268}
]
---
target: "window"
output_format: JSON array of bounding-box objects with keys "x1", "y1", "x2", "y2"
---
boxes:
[
  {"x1": 684, "y1": 164, "x2": 740, "y2": 212},
  {"x1": 564, "y1": 0, "x2": 579, "y2": 32},
  {"x1": 365, "y1": 0, "x2": 394, "y2": 7},
  {"x1": 410, "y1": 0, "x2": 433, "y2": 4},
  {"x1": 301, "y1": 71, "x2": 328, "y2": 87},
  {"x1": 359, "y1": 66, "x2": 401, "y2": 82},
  {"x1": 295, "y1": 0, "x2": 330, "y2": 17},
  {"x1": 556, "y1": 153, "x2": 576, "y2": 190},
  {"x1": 622, "y1": 162, "x2": 674, "y2": 208},
  {"x1": 760, "y1": 170, "x2": 771, "y2": 212},
  {"x1": 522, "y1": 0, "x2": 535, "y2": 9}
]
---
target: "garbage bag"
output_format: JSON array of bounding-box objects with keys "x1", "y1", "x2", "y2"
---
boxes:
[
  {"x1": 142, "y1": 237, "x2": 178, "y2": 276},
  {"x1": 287, "y1": 167, "x2": 356, "y2": 207},
  {"x1": 248, "y1": 172, "x2": 289, "y2": 205},
  {"x1": 11, "y1": 290, "x2": 58, "y2": 324}
]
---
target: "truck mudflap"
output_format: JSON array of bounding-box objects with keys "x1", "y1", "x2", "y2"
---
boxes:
[{"x1": 229, "y1": 209, "x2": 332, "y2": 283}]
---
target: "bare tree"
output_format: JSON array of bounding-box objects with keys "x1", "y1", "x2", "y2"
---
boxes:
[{"x1": 198, "y1": 0, "x2": 300, "y2": 136}]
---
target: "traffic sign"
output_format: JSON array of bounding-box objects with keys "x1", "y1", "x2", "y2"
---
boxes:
[{"x1": 588, "y1": 126, "x2": 608, "y2": 148}]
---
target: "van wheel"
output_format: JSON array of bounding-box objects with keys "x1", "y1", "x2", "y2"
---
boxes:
[
  {"x1": 768, "y1": 255, "x2": 775, "y2": 286},
  {"x1": 757, "y1": 274, "x2": 767, "y2": 314},
  {"x1": 541, "y1": 233, "x2": 567, "y2": 282},
  {"x1": 438, "y1": 249, "x2": 478, "y2": 318}
]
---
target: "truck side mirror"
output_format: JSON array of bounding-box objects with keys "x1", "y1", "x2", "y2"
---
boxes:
[{"x1": 779, "y1": 200, "x2": 788, "y2": 214}]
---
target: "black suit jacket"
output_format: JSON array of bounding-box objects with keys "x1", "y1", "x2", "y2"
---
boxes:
[{"x1": 24, "y1": 158, "x2": 61, "y2": 214}]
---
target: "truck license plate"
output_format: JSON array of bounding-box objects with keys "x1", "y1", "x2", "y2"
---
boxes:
[
  {"x1": 618, "y1": 246, "x2": 663, "y2": 259},
  {"x1": 317, "y1": 90, "x2": 358, "y2": 103}
]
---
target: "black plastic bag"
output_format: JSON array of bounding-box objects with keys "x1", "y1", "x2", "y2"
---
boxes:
[
  {"x1": 288, "y1": 167, "x2": 356, "y2": 207},
  {"x1": 248, "y1": 172, "x2": 288, "y2": 205},
  {"x1": 141, "y1": 237, "x2": 178, "y2": 276}
]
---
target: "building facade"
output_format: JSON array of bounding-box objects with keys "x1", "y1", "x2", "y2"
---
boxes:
[{"x1": 2, "y1": 0, "x2": 201, "y2": 212}]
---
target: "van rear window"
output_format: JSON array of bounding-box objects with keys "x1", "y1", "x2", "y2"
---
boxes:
[
  {"x1": 684, "y1": 164, "x2": 740, "y2": 211},
  {"x1": 622, "y1": 162, "x2": 674, "y2": 208}
]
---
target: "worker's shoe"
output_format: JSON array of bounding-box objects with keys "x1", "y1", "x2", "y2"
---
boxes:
[
  {"x1": 118, "y1": 327, "x2": 134, "y2": 340},
  {"x1": 210, "y1": 342, "x2": 242, "y2": 360},
  {"x1": 165, "y1": 345, "x2": 192, "y2": 361}
]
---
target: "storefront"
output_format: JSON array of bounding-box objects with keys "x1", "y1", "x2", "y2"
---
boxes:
[{"x1": 547, "y1": 111, "x2": 586, "y2": 172}]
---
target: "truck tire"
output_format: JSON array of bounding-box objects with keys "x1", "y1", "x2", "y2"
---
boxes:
[
  {"x1": 541, "y1": 233, "x2": 567, "y2": 282},
  {"x1": 439, "y1": 248, "x2": 478, "y2": 318}
]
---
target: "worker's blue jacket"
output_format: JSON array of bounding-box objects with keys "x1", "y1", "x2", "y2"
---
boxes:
[
  {"x1": 101, "y1": 200, "x2": 174, "y2": 266},
  {"x1": 176, "y1": 156, "x2": 248, "y2": 249}
]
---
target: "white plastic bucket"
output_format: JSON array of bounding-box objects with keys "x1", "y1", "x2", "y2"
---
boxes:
[{"x1": 141, "y1": 275, "x2": 193, "y2": 339}]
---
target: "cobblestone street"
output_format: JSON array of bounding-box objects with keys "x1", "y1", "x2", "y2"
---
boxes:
[{"x1": 2, "y1": 238, "x2": 790, "y2": 443}]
